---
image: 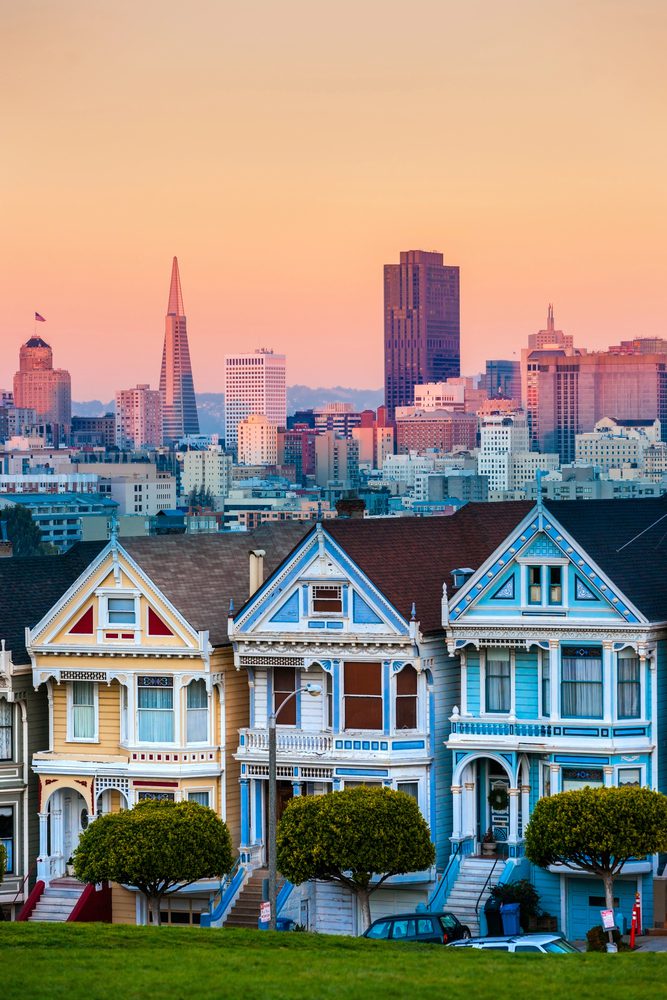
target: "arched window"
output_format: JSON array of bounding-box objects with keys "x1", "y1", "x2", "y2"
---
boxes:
[
  {"x1": 186, "y1": 680, "x2": 208, "y2": 743},
  {"x1": 396, "y1": 666, "x2": 418, "y2": 730}
]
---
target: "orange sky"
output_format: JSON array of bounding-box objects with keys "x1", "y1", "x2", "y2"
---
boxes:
[{"x1": 2, "y1": 0, "x2": 666, "y2": 399}]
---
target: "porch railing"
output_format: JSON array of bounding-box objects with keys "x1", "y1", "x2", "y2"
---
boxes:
[
  {"x1": 451, "y1": 719, "x2": 651, "y2": 740},
  {"x1": 427, "y1": 843, "x2": 461, "y2": 912},
  {"x1": 200, "y1": 857, "x2": 246, "y2": 929},
  {"x1": 239, "y1": 729, "x2": 334, "y2": 755}
]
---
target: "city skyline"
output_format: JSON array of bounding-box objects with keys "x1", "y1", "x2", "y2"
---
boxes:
[{"x1": 3, "y1": 1, "x2": 667, "y2": 398}]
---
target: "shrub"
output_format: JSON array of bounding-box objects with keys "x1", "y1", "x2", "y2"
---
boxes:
[
  {"x1": 489, "y1": 879, "x2": 540, "y2": 930},
  {"x1": 586, "y1": 925, "x2": 629, "y2": 952}
]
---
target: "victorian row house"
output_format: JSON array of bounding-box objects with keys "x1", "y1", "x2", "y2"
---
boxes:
[{"x1": 2, "y1": 499, "x2": 667, "y2": 939}]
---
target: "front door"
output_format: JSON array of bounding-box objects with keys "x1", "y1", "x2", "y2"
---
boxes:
[
  {"x1": 488, "y1": 776, "x2": 509, "y2": 848},
  {"x1": 276, "y1": 781, "x2": 294, "y2": 822},
  {"x1": 61, "y1": 790, "x2": 89, "y2": 870}
]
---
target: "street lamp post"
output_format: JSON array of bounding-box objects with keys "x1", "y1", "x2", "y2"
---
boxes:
[{"x1": 268, "y1": 681, "x2": 322, "y2": 930}]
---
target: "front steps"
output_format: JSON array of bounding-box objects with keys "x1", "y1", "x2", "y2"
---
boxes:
[
  {"x1": 443, "y1": 856, "x2": 504, "y2": 936},
  {"x1": 224, "y1": 868, "x2": 268, "y2": 928},
  {"x1": 28, "y1": 877, "x2": 85, "y2": 922}
]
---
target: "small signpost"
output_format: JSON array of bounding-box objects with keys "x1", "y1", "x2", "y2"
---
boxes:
[
  {"x1": 600, "y1": 908, "x2": 617, "y2": 952},
  {"x1": 260, "y1": 900, "x2": 271, "y2": 925}
]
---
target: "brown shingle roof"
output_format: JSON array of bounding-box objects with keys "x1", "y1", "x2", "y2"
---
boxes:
[
  {"x1": 0, "y1": 541, "x2": 107, "y2": 664},
  {"x1": 325, "y1": 503, "x2": 534, "y2": 634},
  {"x1": 122, "y1": 522, "x2": 310, "y2": 646}
]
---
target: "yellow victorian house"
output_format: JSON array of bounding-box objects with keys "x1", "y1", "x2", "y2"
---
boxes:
[{"x1": 27, "y1": 523, "x2": 307, "y2": 924}]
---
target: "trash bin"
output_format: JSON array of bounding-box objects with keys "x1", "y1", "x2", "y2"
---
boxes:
[
  {"x1": 484, "y1": 897, "x2": 504, "y2": 936},
  {"x1": 500, "y1": 902, "x2": 521, "y2": 936},
  {"x1": 276, "y1": 917, "x2": 295, "y2": 932}
]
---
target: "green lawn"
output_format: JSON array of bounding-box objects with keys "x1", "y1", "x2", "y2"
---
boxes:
[{"x1": 1, "y1": 923, "x2": 665, "y2": 1000}]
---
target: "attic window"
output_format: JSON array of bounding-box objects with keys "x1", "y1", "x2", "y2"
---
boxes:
[
  {"x1": 108, "y1": 598, "x2": 136, "y2": 625},
  {"x1": 311, "y1": 585, "x2": 343, "y2": 614}
]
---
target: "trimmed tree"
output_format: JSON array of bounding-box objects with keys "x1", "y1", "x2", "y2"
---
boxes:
[
  {"x1": 3, "y1": 504, "x2": 54, "y2": 557},
  {"x1": 277, "y1": 786, "x2": 435, "y2": 931},
  {"x1": 525, "y1": 786, "x2": 667, "y2": 942},
  {"x1": 0, "y1": 842, "x2": 6, "y2": 883},
  {"x1": 73, "y1": 799, "x2": 233, "y2": 925}
]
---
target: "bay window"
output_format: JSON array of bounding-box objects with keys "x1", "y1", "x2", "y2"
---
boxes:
[
  {"x1": 70, "y1": 681, "x2": 96, "y2": 741},
  {"x1": 138, "y1": 676, "x2": 174, "y2": 742},
  {"x1": 188, "y1": 791, "x2": 210, "y2": 807},
  {"x1": 485, "y1": 649, "x2": 510, "y2": 714},
  {"x1": 273, "y1": 667, "x2": 296, "y2": 725},
  {"x1": 561, "y1": 647, "x2": 603, "y2": 718},
  {"x1": 617, "y1": 651, "x2": 641, "y2": 719},
  {"x1": 0, "y1": 700, "x2": 12, "y2": 760},
  {"x1": 395, "y1": 666, "x2": 418, "y2": 729},
  {"x1": 541, "y1": 655, "x2": 550, "y2": 716},
  {"x1": 344, "y1": 662, "x2": 382, "y2": 731},
  {"x1": 186, "y1": 680, "x2": 208, "y2": 743}
]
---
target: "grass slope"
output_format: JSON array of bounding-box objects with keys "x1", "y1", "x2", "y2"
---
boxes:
[{"x1": 1, "y1": 923, "x2": 665, "y2": 1000}]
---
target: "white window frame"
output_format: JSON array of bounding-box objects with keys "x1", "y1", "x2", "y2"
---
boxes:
[
  {"x1": 309, "y1": 583, "x2": 344, "y2": 617},
  {"x1": 136, "y1": 675, "x2": 176, "y2": 745},
  {"x1": 66, "y1": 680, "x2": 99, "y2": 743},
  {"x1": 185, "y1": 679, "x2": 210, "y2": 745},
  {"x1": 187, "y1": 789, "x2": 213, "y2": 808},
  {"x1": 96, "y1": 588, "x2": 141, "y2": 634},
  {"x1": 517, "y1": 559, "x2": 569, "y2": 609},
  {"x1": 480, "y1": 648, "x2": 514, "y2": 716},
  {"x1": 396, "y1": 776, "x2": 423, "y2": 810},
  {"x1": 616, "y1": 764, "x2": 645, "y2": 788},
  {"x1": 393, "y1": 665, "x2": 421, "y2": 733},
  {"x1": 615, "y1": 649, "x2": 644, "y2": 722}
]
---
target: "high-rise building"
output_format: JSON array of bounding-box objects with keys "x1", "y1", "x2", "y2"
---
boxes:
[
  {"x1": 530, "y1": 350, "x2": 667, "y2": 463},
  {"x1": 315, "y1": 432, "x2": 360, "y2": 490},
  {"x1": 237, "y1": 414, "x2": 278, "y2": 466},
  {"x1": 159, "y1": 257, "x2": 200, "y2": 443},
  {"x1": 115, "y1": 384, "x2": 163, "y2": 449},
  {"x1": 384, "y1": 249, "x2": 460, "y2": 419},
  {"x1": 224, "y1": 349, "x2": 286, "y2": 453},
  {"x1": 394, "y1": 409, "x2": 477, "y2": 455},
  {"x1": 485, "y1": 360, "x2": 521, "y2": 402},
  {"x1": 71, "y1": 414, "x2": 116, "y2": 449},
  {"x1": 181, "y1": 445, "x2": 232, "y2": 505},
  {"x1": 521, "y1": 306, "x2": 579, "y2": 448},
  {"x1": 13, "y1": 336, "x2": 71, "y2": 444}
]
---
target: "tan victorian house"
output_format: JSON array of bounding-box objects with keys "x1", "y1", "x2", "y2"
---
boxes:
[{"x1": 26, "y1": 523, "x2": 307, "y2": 924}]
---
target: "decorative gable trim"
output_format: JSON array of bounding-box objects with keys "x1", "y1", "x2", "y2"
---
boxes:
[
  {"x1": 232, "y1": 525, "x2": 409, "y2": 637},
  {"x1": 449, "y1": 505, "x2": 645, "y2": 625},
  {"x1": 69, "y1": 606, "x2": 94, "y2": 635}
]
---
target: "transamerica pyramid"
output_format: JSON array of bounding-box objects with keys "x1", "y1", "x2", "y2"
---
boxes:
[{"x1": 159, "y1": 257, "x2": 200, "y2": 442}]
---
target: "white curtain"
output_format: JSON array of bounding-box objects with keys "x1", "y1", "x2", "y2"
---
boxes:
[
  {"x1": 617, "y1": 653, "x2": 640, "y2": 719},
  {"x1": 186, "y1": 680, "x2": 208, "y2": 743},
  {"x1": 72, "y1": 681, "x2": 95, "y2": 739},
  {"x1": 486, "y1": 650, "x2": 510, "y2": 713},
  {"x1": 138, "y1": 684, "x2": 174, "y2": 742},
  {"x1": 0, "y1": 701, "x2": 12, "y2": 760},
  {"x1": 561, "y1": 654, "x2": 602, "y2": 718}
]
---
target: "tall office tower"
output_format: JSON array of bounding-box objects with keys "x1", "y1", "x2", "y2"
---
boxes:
[
  {"x1": 13, "y1": 336, "x2": 71, "y2": 444},
  {"x1": 531, "y1": 350, "x2": 667, "y2": 464},
  {"x1": 485, "y1": 360, "x2": 521, "y2": 402},
  {"x1": 224, "y1": 348, "x2": 287, "y2": 453},
  {"x1": 384, "y1": 249, "x2": 460, "y2": 419},
  {"x1": 115, "y1": 384, "x2": 163, "y2": 449},
  {"x1": 159, "y1": 257, "x2": 200, "y2": 443},
  {"x1": 521, "y1": 306, "x2": 579, "y2": 449}
]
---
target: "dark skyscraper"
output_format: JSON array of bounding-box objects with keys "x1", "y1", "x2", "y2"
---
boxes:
[
  {"x1": 159, "y1": 257, "x2": 200, "y2": 442},
  {"x1": 485, "y1": 359, "x2": 521, "y2": 401},
  {"x1": 383, "y1": 249, "x2": 460, "y2": 419}
]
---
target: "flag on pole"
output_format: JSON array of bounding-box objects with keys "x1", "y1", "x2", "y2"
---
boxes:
[{"x1": 34, "y1": 312, "x2": 46, "y2": 322}]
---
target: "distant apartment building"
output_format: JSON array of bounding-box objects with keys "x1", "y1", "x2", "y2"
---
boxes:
[
  {"x1": 413, "y1": 382, "x2": 466, "y2": 411},
  {"x1": 351, "y1": 407, "x2": 394, "y2": 469},
  {"x1": 0, "y1": 473, "x2": 103, "y2": 495},
  {"x1": 525, "y1": 466, "x2": 667, "y2": 502},
  {"x1": 237, "y1": 414, "x2": 278, "y2": 466},
  {"x1": 0, "y1": 493, "x2": 119, "y2": 551},
  {"x1": 314, "y1": 432, "x2": 359, "y2": 490},
  {"x1": 381, "y1": 452, "x2": 435, "y2": 490},
  {"x1": 181, "y1": 445, "x2": 232, "y2": 504},
  {"x1": 394, "y1": 409, "x2": 477, "y2": 454},
  {"x1": 485, "y1": 359, "x2": 521, "y2": 401},
  {"x1": 70, "y1": 414, "x2": 116, "y2": 448},
  {"x1": 107, "y1": 471, "x2": 176, "y2": 516},
  {"x1": 277, "y1": 427, "x2": 318, "y2": 485},
  {"x1": 224, "y1": 349, "x2": 286, "y2": 453},
  {"x1": 115, "y1": 384, "x2": 162, "y2": 449},
  {"x1": 384, "y1": 249, "x2": 460, "y2": 418},
  {"x1": 13, "y1": 337, "x2": 71, "y2": 444},
  {"x1": 529, "y1": 349, "x2": 667, "y2": 463},
  {"x1": 477, "y1": 409, "x2": 559, "y2": 493},
  {"x1": 414, "y1": 470, "x2": 489, "y2": 504},
  {"x1": 575, "y1": 417, "x2": 661, "y2": 473},
  {"x1": 313, "y1": 402, "x2": 362, "y2": 437},
  {"x1": 0, "y1": 405, "x2": 37, "y2": 442}
]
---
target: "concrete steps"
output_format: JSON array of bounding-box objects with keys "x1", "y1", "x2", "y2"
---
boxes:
[
  {"x1": 224, "y1": 868, "x2": 284, "y2": 929},
  {"x1": 444, "y1": 857, "x2": 504, "y2": 936},
  {"x1": 29, "y1": 877, "x2": 85, "y2": 922}
]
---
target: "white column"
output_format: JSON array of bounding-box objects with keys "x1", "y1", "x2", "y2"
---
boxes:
[
  {"x1": 520, "y1": 784, "x2": 530, "y2": 839},
  {"x1": 174, "y1": 676, "x2": 183, "y2": 745},
  {"x1": 37, "y1": 811, "x2": 50, "y2": 881},
  {"x1": 464, "y1": 781, "x2": 476, "y2": 839},
  {"x1": 549, "y1": 642, "x2": 559, "y2": 720},
  {"x1": 550, "y1": 763, "x2": 561, "y2": 794},
  {"x1": 604, "y1": 766, "x2": 614, "y2": 788},
  {"x1": 509, "y1": 649, "x2": 516, "y2": 719},
  {"x1": 508, "y1": 788, "x2": 520, "y2": 844},
  {"x1": 451, "y1": 785, "x2": 463, "y2": 839},
  {"x1": 460, "y1": 652, "x2": 468, "y2": 716},
  {"x1": 603, "y1": 644, "x2": 613, "y2": 722}
]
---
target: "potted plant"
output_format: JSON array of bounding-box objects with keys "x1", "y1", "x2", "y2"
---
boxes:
[
  {"x1": 66, "y1": 856, "x2": 75, "y2": 877},
  {"x1": 482, "y1": 828, "x2": 496, "y2": 856}
]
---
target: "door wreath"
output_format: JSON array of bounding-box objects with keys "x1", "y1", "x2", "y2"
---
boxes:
[{"x1": 488, "y1": 787, "x2": 509, "y2": 812}]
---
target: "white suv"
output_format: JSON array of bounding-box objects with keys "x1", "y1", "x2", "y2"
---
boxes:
[{"x1": 449, "y1": 934, "x2": 580, "y2": 954}]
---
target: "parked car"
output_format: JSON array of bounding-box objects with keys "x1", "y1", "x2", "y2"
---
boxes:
[
  {"x1": 363, "y1": 911, "x2": 471, "y2": 945},
  {"x1": 448, "y1": 933, "x2": 580, "y2": 954}
]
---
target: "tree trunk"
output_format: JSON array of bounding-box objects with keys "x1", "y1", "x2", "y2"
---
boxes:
[
  {"x1": 357, "y1": 888, "x2": 372, "y2": 933},
  {"x1": 148, "y1": 895, "x2": 161, "y2": 926},
  {"x1": 603, "y1": 873, "x2": 616, "y2": 949}
]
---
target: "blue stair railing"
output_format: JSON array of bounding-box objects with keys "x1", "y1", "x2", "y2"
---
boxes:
[
  {"x1": 200, "y1": 857, "x2": 246, "y2": 928},
  {"x1": 426, "y1": 843, "x2": 461, "y2": 912}
]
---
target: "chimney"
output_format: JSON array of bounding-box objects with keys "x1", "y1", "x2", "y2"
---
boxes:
[
  {"x1": 0, "y1": 541, "x2": 12, "y2": 558},
  {"x1": 249, "y1": 549, "x2": 266, "y2": 597}
]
